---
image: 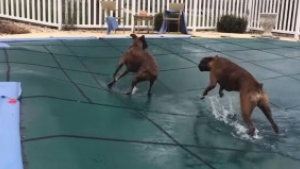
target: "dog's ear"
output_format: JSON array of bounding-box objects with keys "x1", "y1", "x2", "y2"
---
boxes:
[
  {"x1": 139, "y1": 35, "x2": 145, "y2": 40},
  {"x1": 130, "y1": 34, "x2": 138, "y2": 39},
  {"x1": 198, "y1": 56, "x2": 214, "y2": 71},
  {"x1": 139, "y1": 35, "x2": 148, "y2": 49},
  {"x1": 208, "y1": 56, "x2": 215, "y2": 63}
]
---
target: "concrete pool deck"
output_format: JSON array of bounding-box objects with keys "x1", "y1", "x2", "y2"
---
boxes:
[{"x1": 1, "y1": 31, "x2": 299, "y2": 42}]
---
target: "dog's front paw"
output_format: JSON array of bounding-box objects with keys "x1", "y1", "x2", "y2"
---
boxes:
[
  {"x1": 125, "y1": 91, "x2": 132, "y2": 95},
  {"x1": 219, "y1": 92, "x2": 224, "y2": 98},
  {"x1": 200, "y1": 96, "x2": 205, "y2": 100},
  {"x1": 247, "y1": 129, "x2": 255, "y2": 137},
  {"x1": 107, "y1": 82, "x2": 114, "y2": 89}
]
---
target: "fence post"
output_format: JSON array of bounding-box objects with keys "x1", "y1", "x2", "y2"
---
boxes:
[
  {"x1": 246, "y1": 0, "x2": 253, "y2": 32},
  {"x1": 58, "y1": 0, "x2": 63, "y2": 30},
  {"x1": 131, "y1": 0, "x2": 136, "y2": 32},
  {"x1": 294, "y1": 0, "x2": 300, "y2": 40},
  {"x1": 192, "y1": 0, "x2": 198, "y2": 32}
]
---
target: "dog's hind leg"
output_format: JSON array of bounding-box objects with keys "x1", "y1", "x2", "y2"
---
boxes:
[
  {"x1": 240, "y1": 93, "x2": 256, "y2": 136},
  {"x1": 108, "y1": 70, "x2": 129, "y2": 89},
  {"x1": 113, "y1": 63, "x2": 124, "y2": 77},
  {"x1": 126, "y1": 78, "x2": 140, "y2": 95},
  {"x1": 126, "y1": 73, "x2": 147, "y2": 95},
  {"x1": 257, "y1": 93, "x2": 279, "y2": 134},
  {"x1": 219, "y1": 87, "x2": 224, "y2": 98},
  {"x1": 147, "y1": 79, "x2": 156, "y2": 97}
]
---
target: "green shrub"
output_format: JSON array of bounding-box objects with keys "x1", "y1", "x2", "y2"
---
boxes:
[
  {"x1": 0, "y1": 20, "x2": 30, "y2": 34},
  {"x1": 154, "y1": 13, "x2": 163, "y2": 31},
  {"x1": 154, "y1": 12, "x2": 180, "y2": 32},
  {"x1": 217, "y1": 15, "x2": 248, "y2": 33}
]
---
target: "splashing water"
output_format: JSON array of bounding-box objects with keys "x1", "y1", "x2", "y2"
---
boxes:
[
  {"x1": 132, "y1": 86, "x2": 138, "y2": 95},
  {"x1": 207, "y1": 95, "x2": 263, "y2": 141}
]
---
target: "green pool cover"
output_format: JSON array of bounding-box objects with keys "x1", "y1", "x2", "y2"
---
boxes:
[{"x1": 1, "y1": 37, "x2": 300, "y2": 169}]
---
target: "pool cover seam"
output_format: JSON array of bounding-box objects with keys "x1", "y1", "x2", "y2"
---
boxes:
[
  {"x1": 6, "y1": 46, "x2": 300, "y2": 59},
  {"x1": 4, "y1": 49, "x2": 11, "y2": 81},
  {"x1": 241, "y1": 60, "x2": 300, "y2": 87},
  {"x1": 224, "y1": 38, "x2": 300, "y2": 51},
  {"x1": 6, "y1": 38, "x2": 300, "y2": 55},
  {"x1": 148, "y1": 41, "x2": 202, "y2": 66},
  {"x1": 2, "y1": 61, "x2": 110, "y2": 76},
  {"x1": 182, "y1": 38, "x2": 300, "y2": 63},
  {"x1": 59, "y1": 40, "x2": 118, "y2": 93},
  {"x1": 180, "y1": 39, "x2": 260, "y2": 63},
  {"x1": 0, "y1": 60, "x2": 198, "y2": 74},
  {"x1": 4, "y1": 47, "x2": 123, "y2": 59},
  {"x1": 21, "y1": 95, "x2": 203, "y2": 118},
  {"x1": 196, "y1": 38, "x2": 300, "y2": 63},
  {"x1": 285, "y1": 104, "x2": 300, "y2": 110},
  {"x1": 220, "y1": 39, "x2": 300, "y2": 61},
  {"x1": 131, "y1": 108, "x2": 215, "y2": 169},
  {"x1": 217, "y1": 38, "x2": 298, "y2": 48},
  {"x1": 43, "y1": 46, "x2": 93, "y2": 103},
  {"x1": 5, "y1": 44, "x2": 300, "y2": 63},
  {"x1": 21, "y1": 134, "x2": 288, "y2": 154}
]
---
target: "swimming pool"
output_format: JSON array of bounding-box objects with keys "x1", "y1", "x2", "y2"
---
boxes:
[{"x1": 1, "y1": 36, "x2": 300, "y2": 169}]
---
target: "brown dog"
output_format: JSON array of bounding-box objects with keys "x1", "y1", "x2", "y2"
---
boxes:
[
  {"x1": 198, "y1": 55, "x2": 279, "y2": 136},
  {"x1": 107, "y1": 34, "x2": 158, "y2": 97}
]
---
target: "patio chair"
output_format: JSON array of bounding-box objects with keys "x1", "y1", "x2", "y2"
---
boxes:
[
  {"x1": 163, "y1": 3, "x2": 185, "y2": 33},
  {"x1": 100, "y1": 1, "x2": 125, "y2": 33}
]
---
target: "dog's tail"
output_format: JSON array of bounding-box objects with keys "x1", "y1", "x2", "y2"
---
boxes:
[{"x1": 248, "y1": 83, "x2": 264, "y2": 102}]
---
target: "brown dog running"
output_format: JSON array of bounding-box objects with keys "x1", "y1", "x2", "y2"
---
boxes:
[
  {"x1": 107, "y1": 34, "x2": 158, "y2": 97},
  {"x1": 198, "y1": 55, "x2": 279, "y2": 136}
]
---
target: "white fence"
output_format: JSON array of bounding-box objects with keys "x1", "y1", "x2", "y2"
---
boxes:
[{"x1": 0, "y1": 0, "x2": 300, "y2": 38}]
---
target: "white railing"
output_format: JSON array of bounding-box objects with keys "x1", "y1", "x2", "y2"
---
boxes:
[
  {"x1": 0, "y1": 0, "x2": 300, "y2": 39},
  {"x1": 248, "y1": 0, "x2": 300, "y2": 36},
  {"x1": 0, "y1": 0, "x2": 61, "y2": 28}
]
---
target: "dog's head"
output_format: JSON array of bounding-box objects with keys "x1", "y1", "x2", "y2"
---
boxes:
[
  {"x1": 130, "y1": 34, "x2": 148, "y2": 50},
  {"x1": 198, "y1": 55, "x2": 218, "y2": 71}
]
